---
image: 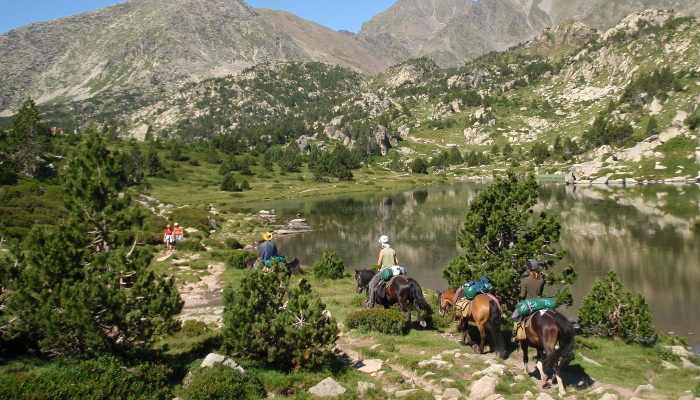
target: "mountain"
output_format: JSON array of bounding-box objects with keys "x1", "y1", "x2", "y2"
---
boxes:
[
  {"x1": 358, "y1": 0, "x2": 700, "y2": 67},
  {"x1": 0, "y1": 0, "x2": 396, "y2": 117},
  {"x1": 1, "y1": 0, "x2": 700, "y2": 119}
]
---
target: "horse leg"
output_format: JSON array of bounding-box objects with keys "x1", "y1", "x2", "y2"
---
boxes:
[
  {"x1": 462, "y1": 320, "x2": 478, "y2": 351},
  {"x1": 522, "y1": 343, "x2": 530, "y2": 374},
  {"x1": 538, "y1": 342, "x2": 557, "y2": 391},
  {"x1": 476, "y1": 322, "x2": 486, "y2": 354},
  {"x1": 413, "y1": 298, "x2": 427, "y2": 328},
  {"x1": 398, "y1": 298, "x2": 411, "y2": 323},
  {"x1": 553, "y1": 359, "x2": 567, "y2": 397}
]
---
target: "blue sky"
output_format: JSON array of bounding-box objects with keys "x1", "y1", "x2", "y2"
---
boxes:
[{"x1": 0, "y1": 0, "x2": 398, "y2": 35}]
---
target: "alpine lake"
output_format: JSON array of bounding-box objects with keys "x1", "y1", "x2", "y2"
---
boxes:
[{"x1": 233, "y1": 181, "x2": 700, "y2": 350}]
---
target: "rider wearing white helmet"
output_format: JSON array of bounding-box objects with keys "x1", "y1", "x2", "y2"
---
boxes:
[{"x1": 364, "y1": 235, "x2": 399, "y2": 308}]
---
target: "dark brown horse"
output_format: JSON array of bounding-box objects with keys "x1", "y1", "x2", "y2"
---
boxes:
[
  {"x1": 355, "y1": 269, "x2": 431, "y2": 328},
  {"x1": 438, "y1": 288, "x2": 505, "y2": 358},
  {"x1": 246, "y1": 257, "x2": 304, "y2": 276},
  {"x1": 517, "y1": 309, "x2": 576, "y2": 396}
]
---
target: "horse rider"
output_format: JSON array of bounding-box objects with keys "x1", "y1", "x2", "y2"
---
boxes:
[
  {"x1": 511, "y1": 258, "x2": 545, "y2": 342},
  {"x1": 256, "y1": 231, "x2": 279, "y2": 269},
  {"x1": 363, "y1": 235, "x2": 399, "y2": 308}
]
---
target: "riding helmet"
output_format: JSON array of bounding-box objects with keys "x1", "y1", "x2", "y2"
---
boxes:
[{"x1": 526, "y1": 259, "x2": 539, "y2": 270}]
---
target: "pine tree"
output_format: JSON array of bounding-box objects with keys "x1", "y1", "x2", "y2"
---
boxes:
[
  {"x1": 578, "y1": 269, "x2": 654, "y2": 342},
  {"x1": 4, "y1": 98, "x2": 52, "y2": 175},
  {"x1": 3, "y1": 128, "x2": 183, "y2": 356},
  {"x1": 221, "y1": 265, "x2": 338, "y2": 370},
  {"x1": 442, "y1": 172, "x2": 576, "y2": 311}
]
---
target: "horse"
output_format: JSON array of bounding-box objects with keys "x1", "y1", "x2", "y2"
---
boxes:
[
  {"x1": 354, "y1": 269, "x2": 431, "y2": 328},
  {"x1": 516, "y1": 309, "x2": 576, "y2": 397},
  {"x1": 246, "y1": 257, "x2": 304, "y2": 276},
  {"x1": 438, "y1": 288, "x2": 505, "y2": 358}
]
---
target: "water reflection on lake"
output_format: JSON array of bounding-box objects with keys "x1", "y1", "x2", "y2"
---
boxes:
[{"x1": 233, "y1": 181, "x2": 700, "y2": 348}]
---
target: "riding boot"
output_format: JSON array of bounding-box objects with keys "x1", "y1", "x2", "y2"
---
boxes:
[{"x1": 366, "y1": 287, "x2": 375, "y2": 308}]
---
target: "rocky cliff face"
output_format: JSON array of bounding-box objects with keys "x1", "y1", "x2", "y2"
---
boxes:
[
  {"x1": 0, "y1": 0, "x2": 395, "y2": 116},
  {"x1": 358, "y1": 0, "x2": 700, "y2": 68},
  {"x1": 2, "y1": 0, "x2": 699, "y2": 117}
]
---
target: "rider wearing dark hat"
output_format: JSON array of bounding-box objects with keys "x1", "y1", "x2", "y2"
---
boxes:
[{"x1": 511, "y1": 259, "x2": 545, "y2": 342}]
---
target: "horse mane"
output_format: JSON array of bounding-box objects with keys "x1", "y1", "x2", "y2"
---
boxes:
[{"x1": 356, "y1": 269, "x2": 375, "y2": 285}]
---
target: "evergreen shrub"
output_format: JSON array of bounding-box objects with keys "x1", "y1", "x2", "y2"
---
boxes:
[
  {"x1": 0, "y1": 355, "x2": 172, "y2": 400},
  {"x1": 225, "y1": 249, "x2": 257, "y2": 270},
  {"x1": 176, "y1": 239, "x2": 206, "y2": 252},
  {"x1": 221, "y1": 267, "x2": 338, "y2": 370},
  {"x1": 346, "y1": 308, "x2": 409, "y2": 335},
  {"x1": 181, "y1": 320, "x2": 210, "y2": 337},
  {"x1": 312, "y1": 249, "x2": 345, "y2": 279},
  {"x1": 578, "y1": 270, "x2": 655, "y2": 343},
  {"x1": 224, "y1": 237, "x2": 244, "y2": 249},
  {"x1": 183, "y1": 365, "x2": 265, "y2": 400}
]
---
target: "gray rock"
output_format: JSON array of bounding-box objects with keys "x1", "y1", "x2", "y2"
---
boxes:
[
  {"x1": 663, "y1": 346, "x2": 692, "y2": 358},
  {"x1": 473, "y1": 364, "x2": 507, "y2": 376},
  {"x1": 356, "y1": 359, "x2": 383, "y2": 373},
  {"x1": 634, "y1": 384, "x2": 654, "y2": 394},
  {"x1": 308, "y1": 377, "x2": 346, "y2": 397},
  {"x1": 661, "y1": 360, "x2": 679, "y2": 370},
  {"x1": 357, "y1": 381, "x2": 375, "y2": 395},
  {"x1": 200, "y1": 353, "x2": 225, "y2": 367},
  {"x1": 417, "y1": 359, "x2": 452, "y2": 369},
  {"x1": 200, "y1": 353, "x2": 245, "y2": 373},
  {"x1": 395, "y1": 389, "x2": 420, "y2": 397},
  {"x1": 681, "y1": 357, "x2": 700, "y2": 369},
  {"x1": 469, "y1": 372, "x2": 498, "y2": 399},
  {"x1": 443, "y1": 387, "x2": 462, "y2": 398},
  {"x1": 598, "y1": 393, "x2": 618, "y2": 400}
]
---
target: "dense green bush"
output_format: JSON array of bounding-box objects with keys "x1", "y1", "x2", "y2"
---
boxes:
[
  {"x1": 221, "y1": 266, "x2": 339, "y2": 370},
  {"x1": 180, "y1": 320, "x2": 211, "y2": 338},
  {"x1": 170, "y1": 208, "x2": 216, "y2": 233},
  {"x1": 225, "y1": 249, "x2": 257, "y2": 270},
  {"x1": 176, "y1": 239, "x2": 206, "y2": 252},
  {"x1": 312, "y1": 249, "x2": 345, "y2": 279},
  {"x1": 578, "y1": 269, "x2": 655, "y2": 343},
  {"x1": 183, "y1": 365, "x2": 265, "y2": 400},
  {"x1": 224, "y1": 237, "x2": 244, "y2": 249},
  {"x1": 346, "y1": 307, "x2": 409, "y2": 335},
  {"x1": 0, "y1": 355, "x2": 173, "y2": 400}
]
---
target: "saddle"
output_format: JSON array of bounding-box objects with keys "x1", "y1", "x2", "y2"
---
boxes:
[
  {"x1": 374, "y1": 275, "x2": 401, "y2": 300},
  {"x1": 516, "y1": 309, "x2": 553, "y2": 340},
  {"x1": 454, "y1": 298, "x2": 473, "y2": 320}
]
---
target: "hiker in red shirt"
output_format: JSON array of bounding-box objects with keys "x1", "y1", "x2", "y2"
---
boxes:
[{"x1": 163, "y1": 224, "x2": 174, "y2": 251}]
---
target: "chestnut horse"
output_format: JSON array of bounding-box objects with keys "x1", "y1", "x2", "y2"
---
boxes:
[
  {"x1": 438, "y1": 288, "x2": 505, "y2": 358},
  {"x1": 355, "y1": 269, "x2": 430, "y2": 328},
  {"x1": 517, "y1": 309, "x2": 576, "y2": 397}
]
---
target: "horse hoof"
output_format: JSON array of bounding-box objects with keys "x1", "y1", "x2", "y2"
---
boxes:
[{"x1": 419, "y1": 321, "x2": 427, "y2": 328}]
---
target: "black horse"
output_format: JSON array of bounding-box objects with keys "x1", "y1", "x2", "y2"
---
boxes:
[
  {"x1": 516, "y1": 309, "x2": 576, "y2": 396},
  {"x1": 355, "y1": 269, "x2": 431, "y2": 328},
  {"x1": 247, "y1": 257, "x2": 304, "y2": 276}
]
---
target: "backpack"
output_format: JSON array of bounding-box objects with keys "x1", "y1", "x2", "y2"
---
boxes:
[
  {"x1": 462, "y1": 276, "x2": 494, "y2": 300},
  {"x1": 515, "y1": 297, "x2": 556, "y2": 317},
  {"x1": 381, "y1": 265, "x2": 405, "y2": 281}
]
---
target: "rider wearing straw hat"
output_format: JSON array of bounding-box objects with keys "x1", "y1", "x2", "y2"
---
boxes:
[{"x1": 363, "y1": 235, "x2": 399, "y2": 308}]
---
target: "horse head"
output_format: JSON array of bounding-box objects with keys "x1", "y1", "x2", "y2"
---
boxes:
[
  {"x1": 355, "y1": 270, "x2": 366, "y2": 294},
  {"x1": 437, "y1": 288, "x2": 455, "y2": 317}
]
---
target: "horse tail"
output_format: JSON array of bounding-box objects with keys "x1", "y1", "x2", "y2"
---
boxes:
[
  {"x1": 409, "y1": 279, "x2": 431, "y2": 314},
  {"x1": 287, "y1": 257, "x2": 304, "y2": 275},
  {"x1": 542, "y1": 312, "x2": 576, "y2": 372},
  {"x1": 489, "y1": 300, "x2": 506, "y2": 359}
]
